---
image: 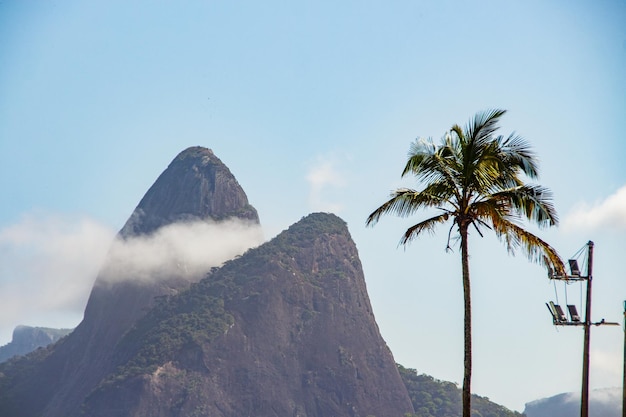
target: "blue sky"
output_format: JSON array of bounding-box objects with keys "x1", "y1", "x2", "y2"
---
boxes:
[{"x1": 1, "y1": 0, "x2": 625, "y2": 411}]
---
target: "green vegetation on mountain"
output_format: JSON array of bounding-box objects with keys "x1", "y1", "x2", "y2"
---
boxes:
[
  {"x1": 0, "y1": 338, "x2": 62, "y2": 413},
  {"x1": 80, "y1": 212, "x2": 415, "y2": 416},
  {"x1": 103, "y1": 281, "x2": 235, "y2": 385},
  {"x1": 94, "y1": 212, "x2": 523, "y2": 417},
  {"x1": 99, "y1": 213, "x2": 351, "y2": 386},
  {"x1": 398, "y1": 364, "x2": 524, "y2": 417}
]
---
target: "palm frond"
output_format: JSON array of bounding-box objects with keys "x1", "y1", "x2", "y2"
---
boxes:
[
  {"x1": 464, "y1": 129, "x2": 528, "y2": 196},
  {"x1": 455, "y1": 110, "x2": 507, "y2": 192},
  {"x1": 469, "y1": 150, "x2": 504, "y2": 193},
  {"x1": 467, "y1": 109, "x2": 507, "y2": 146},
  {"x1": 473, "y1": 193, "x2": 564, "y2": 273},
  {"x1": 450, "y1": 124, "x2": 464, "y2": 140},
  {"x1": 367, "y1": 108, "x2": 562, "y2": 275},
  {"x1": 366, "y1": 188, "x2": 447, "y2": 226},
  {"x1": 401, "y1": 212, "x2": 451, "y2": 245},
  {"x1": 500, "y1": 132, "x2": 539, "y2": 179},
  {"x1": 470, "y1": 218, "x2": 491, "y2": 237},
  {"x1": 403, "y1": 137, "x2": 462, "y2": 197},
  {"x1": 491, "y1": 218, "x2": 566, "y2": 276},
  {"x1": 489, "y1": 185, "x2": 558, "y2": 227},
  {"x1": 470, "y1": 198, "x2": 519, "y2": 239},
  {"x1": 403, "y1": 137, "x2": 436, "y2": 175}
]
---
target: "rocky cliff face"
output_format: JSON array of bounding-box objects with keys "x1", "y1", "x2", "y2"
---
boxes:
[
  {"x1": 0, "y1": 147, "x2": 413, "y2": 417},
  {"x1": 81, "y1": 146, "x2": 259, "y2": 352},
  {"x1": 0, "y1": 326, "x2": 72, "y2": 363},
  {"x1": 80, "y1": 213, "x2": 414, "y2": 417},
  {"x1": 0, "y1": 147, "x2": 261, "y2": 417}
]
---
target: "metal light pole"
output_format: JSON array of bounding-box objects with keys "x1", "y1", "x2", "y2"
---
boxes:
[
  {"x1": 623, "y1": 300, "x2": 626, "y2": 417},
  {"x1": 545, "y1": 241, "x2": 619, "y2": 417},
  {"x1": 581, "y1": 241, "x2": 594, "y2": 417}
]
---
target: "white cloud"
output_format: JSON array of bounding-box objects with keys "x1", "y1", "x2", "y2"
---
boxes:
[
  {"x1": 591, "y1": 348, "x2": 622, "y2": 383},
  {"x1": 562, "y1": 185, "x2": 626, "y2": 232},
  {"x1": 0, "y1": 213, "x2": 264, "y2": 345},
  {"x1": 0, "y1": 213, "x2": 115, "y2": 344},
  {"x1": 100, "y1": 218, "x2": 264, "y2": 283},
  {"x1": 306, "y1": 154, "x2": 349, "y2": 213}
]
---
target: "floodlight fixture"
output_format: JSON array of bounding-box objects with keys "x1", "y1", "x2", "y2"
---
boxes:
[{"x1": 569, "y1": 259, "x2": 581, "y2": 276}]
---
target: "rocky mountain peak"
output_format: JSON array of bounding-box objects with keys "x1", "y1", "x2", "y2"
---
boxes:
[
  {"x1": 0, "y1": 147, "x2": 262, "y2": 417},
  {"x1": 120, "y1": 146, "x2": 258, "y2": 237}
]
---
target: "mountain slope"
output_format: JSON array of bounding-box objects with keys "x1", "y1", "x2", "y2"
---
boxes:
[
  {"x1": 0, "y1": 146, "x2": 260, "y2": 417},
  {"x1": 80, "y1": 212, "x2": 414, "y2": 417},
  {"x1": 0, "y1": 146, "x2": 524, "y2": 417}
]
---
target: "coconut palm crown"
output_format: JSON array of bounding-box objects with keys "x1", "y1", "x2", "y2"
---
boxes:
[{"x1": 366, "y1": 109, "x2": 566, "y2": 417}]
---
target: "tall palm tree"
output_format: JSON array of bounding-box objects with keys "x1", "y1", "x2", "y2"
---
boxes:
[{"x1": 366, "y1": 109, "x2": 566, "y2": 417}]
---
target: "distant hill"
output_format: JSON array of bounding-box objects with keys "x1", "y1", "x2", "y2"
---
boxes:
[
  {"x1": 398, "y1": 364, "x2": 524, "y2": 417},
  {"x1": 524, "y1": 387, "x2": 620, "y2": 417},
  {"x1": 0, "y1": 326, "x2": 72, "y2": 363}
]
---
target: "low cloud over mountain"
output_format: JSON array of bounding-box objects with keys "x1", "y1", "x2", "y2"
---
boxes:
[
  {"x1": 0, "y1": 213, "x2": 113, "y2": 343},
  {"x1": 100, "y1": 218, "x2": 263, "y2": 283}
]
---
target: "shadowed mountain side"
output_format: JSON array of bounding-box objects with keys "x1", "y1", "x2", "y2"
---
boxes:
[
  {"x1": 0, "y1": 147, "x2": 261, "y2": 417},
  {"x1": 78, "y1": 213, "x2": 414, "y2": 417}
]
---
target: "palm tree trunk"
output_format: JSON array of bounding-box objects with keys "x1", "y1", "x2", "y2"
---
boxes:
[{"x1": 460, "y1": 224, "x2": 472, "y2": 417}]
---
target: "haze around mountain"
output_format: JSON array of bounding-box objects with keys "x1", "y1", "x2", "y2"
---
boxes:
[{"x1": 524, "y1": 387, "x2": 621, "y2": 417}]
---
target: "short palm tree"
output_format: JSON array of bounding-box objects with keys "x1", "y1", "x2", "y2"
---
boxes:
[{"x1": 366, "y1": 109, "x2": 565, "y2": 417}]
